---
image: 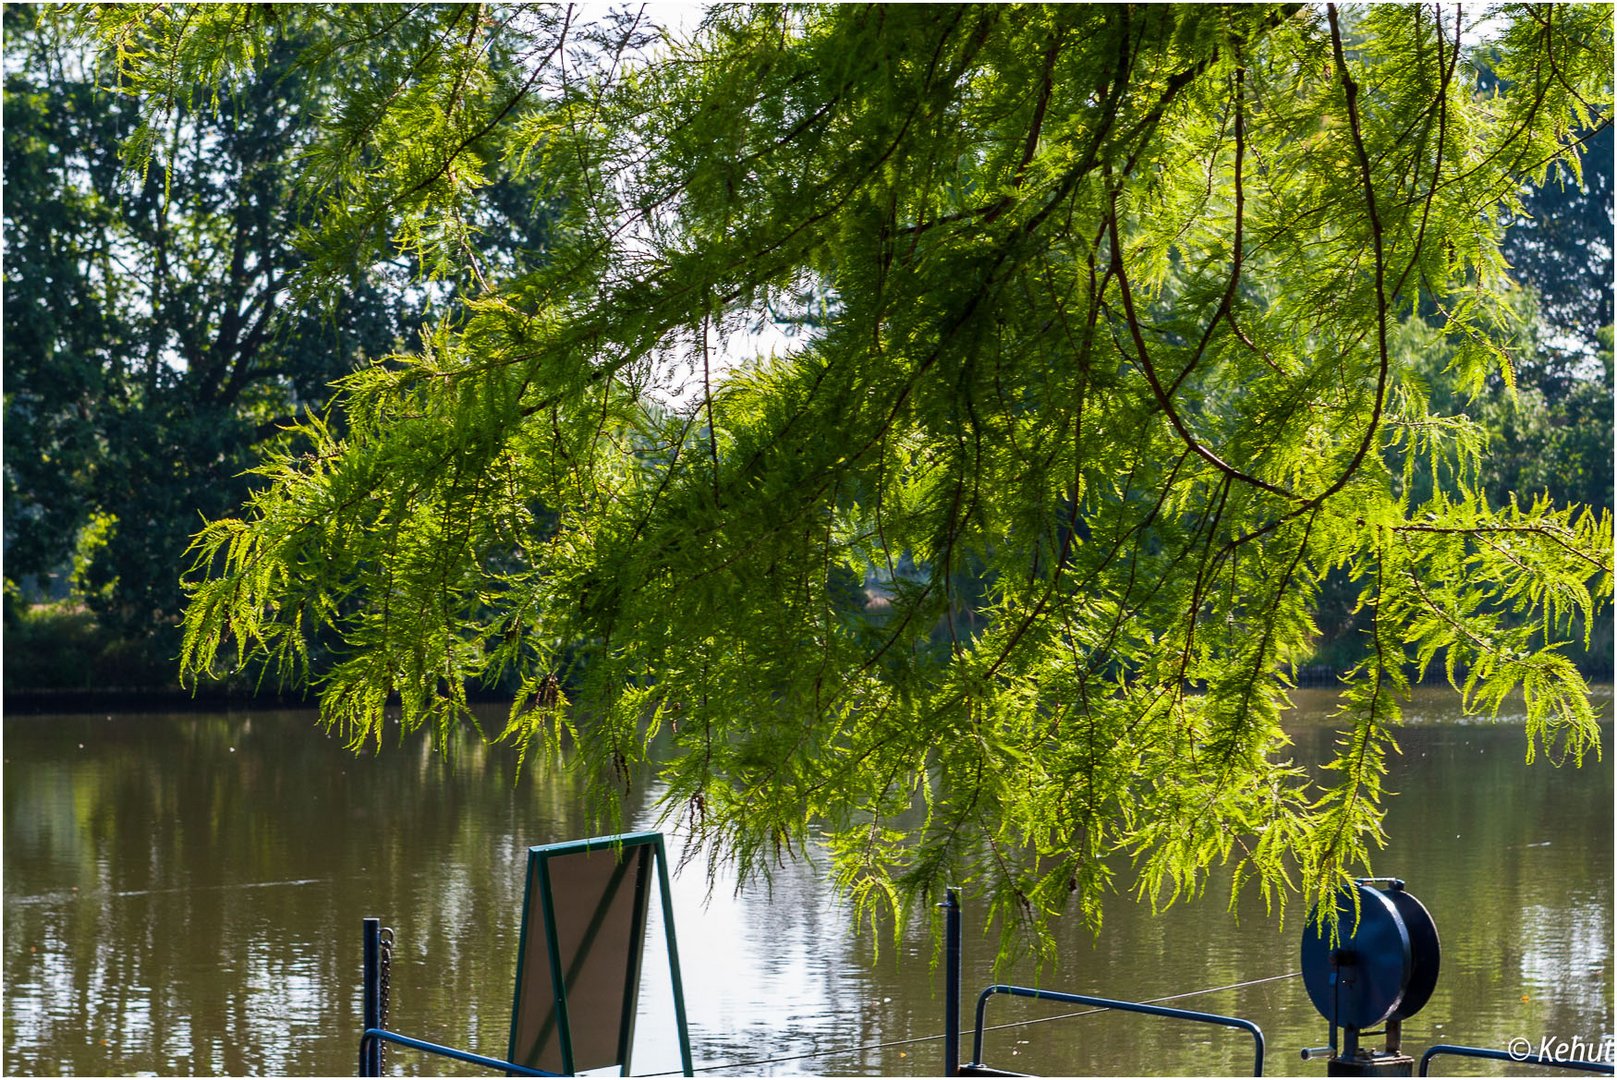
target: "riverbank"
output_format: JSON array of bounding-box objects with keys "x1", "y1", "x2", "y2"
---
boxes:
[
  {"x1": 7, "y1": 599, "x2": 1610, "y2": 715},
  {"x1": 11, "y1": 668, "x2": 1613, "y2": 718},
  {"x1": 1, "y1": 685, "x2": 316, "y2": 716}
]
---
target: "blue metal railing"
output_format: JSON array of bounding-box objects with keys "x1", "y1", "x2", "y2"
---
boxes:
[
  {"x1": 967, "y1": 983, "x2": 1267, "y2": 1077},
  {"x1": 362, "y1": 916, "x2": 560, "y2": 1077},
  {"x1": 360, "y1": 1028, "x2": 560, "y2": 1076},
  {"x1": 942, "y1": 888, "x2": 1266, "y2": 1077},
  {"x1": 1420, "y1": 1044, "x2": 1615, "y2": 1075}
]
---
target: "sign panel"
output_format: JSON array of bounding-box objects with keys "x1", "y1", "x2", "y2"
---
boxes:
[{"x1": 508, "y1": 832, "x2": 691, "y2": 1076}]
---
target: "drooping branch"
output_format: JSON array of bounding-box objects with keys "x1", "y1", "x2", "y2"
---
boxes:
[
  {"x1": 1387, "y1": 3, "x2": 1460, "y2": 304},
  {"x1": 1105, "y1": 187, "x2": 1300, "y2": 502},
  {"x1": 1317, "y1": 4, "x2": 1392, "y2": 504},
  {"x1": 1168, "y1": 65, "x2": 1249, "y2": 401},
  {"x1": 1221, "y1": 9, "x2": 1407, "y2": 554},
  {"x1": 1391, "y1": 521, "x2": 1613, "y2": 573}
]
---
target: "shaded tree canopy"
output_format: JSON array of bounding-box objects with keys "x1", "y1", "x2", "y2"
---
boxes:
[
  {"x1": 2, "y1": 5, "x2": 555, "y2": 643},
  {"x1": 3, "y1": 7, "x2": 407, "y2": 635},
  {"x1": 80, "y1": 2, "x2": 1612, "y2": 953},
  {"x1": 1492, "y1": 114, "x2": 1613, "y2": 517},
  {"x1": 1500, "y1": 96, "x2": 1613, "y2": 387}
]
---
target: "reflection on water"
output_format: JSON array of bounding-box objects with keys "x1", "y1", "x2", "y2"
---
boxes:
[{"x1": 4, "y1": 688, "x2": 1611, "y2": 1076}]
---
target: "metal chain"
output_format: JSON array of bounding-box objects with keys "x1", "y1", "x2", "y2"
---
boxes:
[{"x1": 378, "y1": 927, "x2": 394, "y2": 1073}]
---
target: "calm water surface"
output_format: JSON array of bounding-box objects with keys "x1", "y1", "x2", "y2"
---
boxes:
[{"x1": 4, "y1": 687, "x2": 1612, "y2": 1076}]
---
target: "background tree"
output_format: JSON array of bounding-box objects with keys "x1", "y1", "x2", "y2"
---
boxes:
[
  {"x1": 79, "y1": 3, "x2": 1612, "y2": 955},
  {"x1": 1500, "y1": 92, "x2": 1612, "y2": 378},
  {"x1": 1491, "y1": 117, "x2": 1613, "y2": 515},
  {"x1": 3, "y1": 5, "x2": 557, "y2": 681},
  {"x1": 3, "y1": 8, "x2": 400, "y2": 649}
]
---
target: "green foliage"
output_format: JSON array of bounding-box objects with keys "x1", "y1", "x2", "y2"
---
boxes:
[
  {"x1": 2, "y1": 599, "x2": 174, "y2": 690},
  {"x1": 1501, "y1": 117, "x2": 1613, "y2": 384},
  {"x1": 3, "y1": 5, "x2": 558, "y2": 656},
  {"x1": 82, "y1": 3, "x2": 1616, "y2": 960},
  {"x1": 3, "y1": 7, "x2": 394, "y2": 637}
]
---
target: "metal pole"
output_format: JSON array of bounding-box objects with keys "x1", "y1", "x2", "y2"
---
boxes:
[
  {"x1": 652, "y1": 837, "x2": 695, "y2": 1078},
  {"x1": 944, "y1": 888, "x2": 961, "y2": 1077},
  {"x1": 362, "y1": 917, "x2": 381, "y2": 1077}
]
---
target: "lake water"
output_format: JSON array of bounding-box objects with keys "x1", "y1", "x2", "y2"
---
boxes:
[{"x1": 4, "y1": 687, "x2": 1612, "y2": 1076}]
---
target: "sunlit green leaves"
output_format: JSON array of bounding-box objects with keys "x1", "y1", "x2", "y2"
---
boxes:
[{"x1": 83, "y1": 3, "x2": 1617, "y2": 960}]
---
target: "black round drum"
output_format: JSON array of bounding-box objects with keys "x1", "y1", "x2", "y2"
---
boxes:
[{"x1": 1300, "y1": 881, "x2": 1439, "y2": 1030}]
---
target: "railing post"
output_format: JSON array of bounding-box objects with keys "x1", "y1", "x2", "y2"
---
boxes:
[
  {"x1": 943, "y1": 888, "x2": 961, "y2": 1077},
  {"x1": 362, "y1": 917, "x2": 381, "y2": 1077}
]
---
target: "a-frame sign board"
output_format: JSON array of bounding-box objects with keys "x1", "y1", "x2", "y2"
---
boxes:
[{"x1": 507, "y1": 832, "x2": 693, "y2": 1077}]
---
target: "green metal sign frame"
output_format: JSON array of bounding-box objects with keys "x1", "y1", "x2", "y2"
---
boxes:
[{"x1": 507, "y1": 832, "x2": 693, "y2": 1077}]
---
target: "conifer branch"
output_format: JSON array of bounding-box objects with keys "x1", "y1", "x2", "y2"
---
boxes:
[
  {"x1": 1324, "y1": 3, "x2": 1392, "y2": 506},
  {"x1": 1169, "y1": 65, "x2": 1248, "y2": 401},
  {"x1": 392, "y1": 5, "x2": 571, "y2": 210},
  {"x1": 1388, "y1": 4, "x2": 1460, "y2": 304},
  {"x1": 1105, "y1": 190, "x2": 1300, "y2": 502},
  {"x1": 85, "y1": 3, "x2": 1610, "y2": 958},
  {"x1": 1390, "y1": 522, "x2": 1613, "y2": 573}
]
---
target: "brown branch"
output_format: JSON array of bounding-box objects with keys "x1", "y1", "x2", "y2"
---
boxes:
[
  {"x1": 1168, "y1": 65, "x2": 1247, "y2": 401},
  {"x1": 1105, "y1": 189, "x2": 1299, "y2": 502},
  {"x1": 1390, "y1": 521, "x2": 1612, "y2": 573},
  {"x1": 1223, "y1": 8, "x2": 1404, "y2": 552}
]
